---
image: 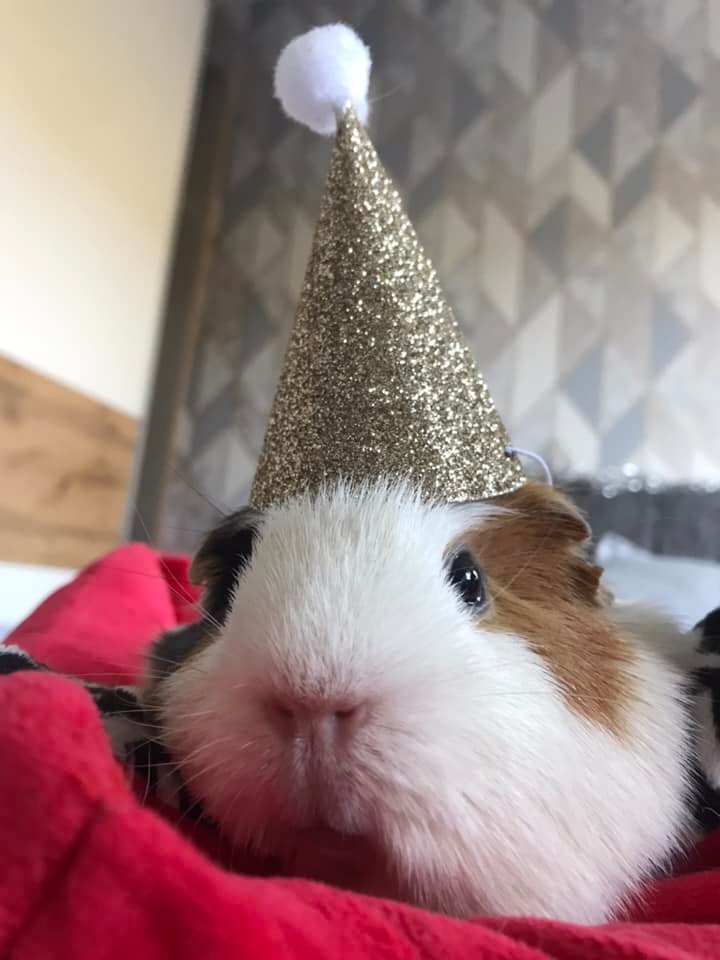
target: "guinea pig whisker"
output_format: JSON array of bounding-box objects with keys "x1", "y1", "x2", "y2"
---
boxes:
[
  {"x1": 170, "y1": 734, "x2": 235, "y2": 769},
  {"x1": 89, "y1": 563, "x2": 225, "y2": 633},
  {"x1": 95, "y1": 564, "x2": 191, "y2": 590},
  {"x1": 144, "y1": 653, "x2": 213, "y2": 676},
  {"x1": 168, "y1": 462, "x2": 228, "y2": 517},
  {"x1": 172, "y1": 794, "x2": 209, "y2": 838},
  {"x1": 489, "y1": 539, "x2": 552, "y2": 596},
  {"x1": 224, "y1": 678, "x2": 252, "y2": 695},
  {"x1": 165, "y1": 752, "x2": 232, "y2": 800},
  {"x1": 62, "y1": 672, "x2": 148, "y2": 682},
  {"x1": 127, "y1": 753, "x2": 179, "y2": 768},
  {"x1": 128, "y1": 737, "x2": 229, "y2": 783},
  {"x1": 121, "y1": 717, "x2": 205, "y2": 739},
  {"x1": 121, "y1": 719, "x2": 162, "y2": 733},
  {"x1": 95, "y1": 704, "x2": 150, "y2": 714},
  {"x1": 132, "y1": 513, "x2": 228, "y2": 632},
  {"x1": 152, "y1": 748, "x2": 230, "y2": 799},
  {"x1": 164, "y1": 705, "x2": 220, "y2": 720},
  {"x1": 218, "y1": 783, "x2": 251, "y2": 854},
  {"x1": 469, "y1": 691, "x2": 628, "y2": 704},
  {"x1": 141, "y1": 748, "x2": 178, "y2": 766},
  {"x1": 124, "y1": 729, "x2": 175, "y2": 746},
  {"x1": 71, "y1": 657, "x2": 210, "y2": 682},
  {"x1": 149, "y1": 714, "x2": 220, "y2": 735},
  {"x1": 162, "y1": 525, "x2": 219, "y2": 534}
]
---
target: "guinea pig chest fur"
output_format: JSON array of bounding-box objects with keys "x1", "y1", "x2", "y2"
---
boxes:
[{"x1": 144, "y1": 480, "x2": 693, "y2": 923}]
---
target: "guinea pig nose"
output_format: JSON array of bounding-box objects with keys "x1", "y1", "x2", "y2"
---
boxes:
[
  {"x1": 334, "y1": 705, "x2": 357, "y2": 720},
  {"x1": 265, "y1": 696, "x2": 367, "y2": 736},
  {"x1": 326, "y1": 702, "x2": 369, "y2": 731},
  {"x1": 316, "y1": 702, "x2": 369, "y2": 738}
]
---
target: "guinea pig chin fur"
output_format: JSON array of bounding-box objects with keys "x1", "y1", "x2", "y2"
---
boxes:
[{"x1": 151, "y1": 480, "x2": 693, "y2": 924}]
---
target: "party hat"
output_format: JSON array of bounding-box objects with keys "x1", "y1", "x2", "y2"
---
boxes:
[{"x1": 249, "y1": 24, "x2": 525, "y2": 510}]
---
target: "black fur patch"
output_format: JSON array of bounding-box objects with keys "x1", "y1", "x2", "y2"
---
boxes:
[
  {"x1": 86, "y1": 684, "x2": 144, "y2": 716},
  {"x1": 146, "y1": 621, "x2": 212, "y2": 686},
  {"x1": 695, "y1": 666, "x2": 720, "y2": 743},
  {"x1": 190, "y1": 507, "x2": 263, "y2": 625},
  {"x1": 145, "y1": 509, "x2": 263, "y2": 687},
  {"x1": 691, "y1": 764, "x2": 720, "y2": 833},
  {"x1": 697, "y1": 606, "x2": 720, "y2": 654}
]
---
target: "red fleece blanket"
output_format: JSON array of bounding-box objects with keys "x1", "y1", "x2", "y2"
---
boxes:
[{"x1": 2, "y1": 544, "x2": 720, "y2": 959}]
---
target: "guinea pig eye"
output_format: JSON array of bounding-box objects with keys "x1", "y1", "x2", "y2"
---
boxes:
[{"x1": 446, "y1": 549, "x2": 488, "y2": 610}]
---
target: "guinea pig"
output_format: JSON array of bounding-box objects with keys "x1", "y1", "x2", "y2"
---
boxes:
[{"x1": 144, "y1": 479, "x2": 694, "y2": 923}]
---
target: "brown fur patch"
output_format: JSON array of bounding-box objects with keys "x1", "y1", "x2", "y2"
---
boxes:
[{"x1": 462, "y1": 482, "x2": 633, "y2": 734}]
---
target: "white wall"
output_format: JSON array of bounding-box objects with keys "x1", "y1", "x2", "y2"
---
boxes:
[
  {"x1": 0, "y1": 561, "x2": 76, "y2": 641},
  {"x1": 0, "y1": 0, "x2": 208, "y2": 419}
]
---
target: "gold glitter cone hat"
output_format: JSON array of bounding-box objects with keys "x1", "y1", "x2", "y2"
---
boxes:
[{"x1": 250, "y1": 24, "x2": 525, "y2": 510}]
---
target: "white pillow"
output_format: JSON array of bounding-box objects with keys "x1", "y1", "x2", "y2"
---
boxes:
[{"x1": 595, "y1": 533, "x2": 720, "y2": 629}]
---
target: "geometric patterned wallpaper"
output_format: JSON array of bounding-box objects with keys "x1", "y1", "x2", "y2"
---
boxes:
[{"x1": 160, "y1": 0, "x2": 720, "y2": 551}]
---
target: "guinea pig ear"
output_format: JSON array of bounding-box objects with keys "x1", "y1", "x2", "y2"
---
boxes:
[
  {"x1": 502, "y1": 482, "x2": 593, "y2": 545},
  {"x1": 189, "y1": 507, "x2": 264, "y2": 624},
  {"x1": 478, "y1": 481, "x2": 604, "y2": 608}
]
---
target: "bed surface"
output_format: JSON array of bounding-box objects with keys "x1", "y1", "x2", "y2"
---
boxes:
[{"x1": 564, "y1": 479, "x2": 720, "y2": 561}]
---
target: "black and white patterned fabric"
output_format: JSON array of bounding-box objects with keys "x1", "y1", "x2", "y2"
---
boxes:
[
  {"x1": 3, "y1": 615, "x2": 720, "y2": 833},
  {"x1": 0, "y1": 645, "x2": 197, "y2": 818}
]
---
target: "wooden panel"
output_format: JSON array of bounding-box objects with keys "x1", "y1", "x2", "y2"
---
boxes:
[{"x1": 0, "y1": 354, "x2": 137, "y2": 568}]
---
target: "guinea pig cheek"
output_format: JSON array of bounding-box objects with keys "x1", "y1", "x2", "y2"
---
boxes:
[
  {"x1": 157, "y1": 639, "x2": 283, "y2": 842},
  {"x1": 462, "y1": 509, "x2": 634, "y2": 735},
  {"x1": 160, "y1": 638, "x2": 387, "y2": 873}
]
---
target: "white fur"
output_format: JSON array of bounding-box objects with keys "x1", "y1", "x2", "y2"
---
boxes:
[
  {"x1": 160, "y1": 481, "x2": 693, "y2": 922},
  {"x1": 274, "y1": 24, "x2": 371, "y2": 135}
]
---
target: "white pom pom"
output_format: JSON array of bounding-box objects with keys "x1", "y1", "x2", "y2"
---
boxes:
[{"x1": 274, "y1": 24, "x2": 371, "y2": 136}]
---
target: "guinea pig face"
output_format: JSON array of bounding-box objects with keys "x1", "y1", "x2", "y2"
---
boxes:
[{"x1": 150, "y1": 480, "x2": 691, "y2": 922}]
